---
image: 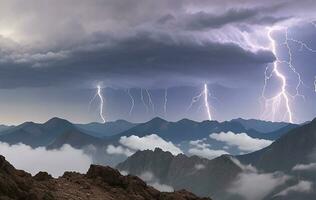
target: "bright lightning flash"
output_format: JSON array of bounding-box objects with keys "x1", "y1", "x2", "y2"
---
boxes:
[
  {"x1": 146, "y1": 89, "x2": 155, "y2": 113},
  {"x1": 97, "y1": 85, "x2": 106, "y2": 123},
  {"x1": 204, "y1": 84, "x2": 212, "y2": 120},
  {"x1": 314, "y1": 76, "x2": 316, "y2": 92},
  {"x1": 187, "y1": 83, "x2": 212, "y2": 120},
  {"x1": 164, "y1": 88, "x2": 168, "y2": 117},
  {"x1": 140, "y1": 89, "x2": 149, "y2": 113},
  {"x1": 262, "y1": 26, "x2": 316, "y2": 123},
  {"x1": 262, "y1": 28, "x2": 294, "y2": 123},
  {"x1": 127, "y1": 89, "x2": 135, "y2": 116},
  {"x1": 90, "y1": 85, "x2": 106, "y2": 123}
]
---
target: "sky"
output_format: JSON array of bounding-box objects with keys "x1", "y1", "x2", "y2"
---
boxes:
[{"x1": 0, "y1": 0, "x2": 316, "y2": 125}]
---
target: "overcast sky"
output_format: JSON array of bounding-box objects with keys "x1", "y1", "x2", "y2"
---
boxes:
[{"x1": 0, "y1": 0, "x2": 316, "y2": 125}]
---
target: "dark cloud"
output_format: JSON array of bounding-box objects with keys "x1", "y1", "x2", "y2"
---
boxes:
[
  {"x1": 0, "y1": 0, "x2": 313, "y2": 90},
  {"x1": 0, "y1": 31, "x2": 274, "y2": 89},
  {"x1": 182, "y1": 9, "x2": 258, "y2": 30},
  {"x1": 166, "y1": 3, "x2": 290, "y2": 31}
]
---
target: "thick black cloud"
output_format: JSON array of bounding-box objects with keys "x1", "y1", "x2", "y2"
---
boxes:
[
  {"x1": 0, "y1": 0, "x2": 314, "y2": 89},
  {"x1": 0, "y1": 31, "x2": 274, "y2": 89}
]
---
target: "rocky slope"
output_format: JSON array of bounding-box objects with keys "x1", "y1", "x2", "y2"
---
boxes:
[
  {"x1": 238, "y1": 117, "x2": 316, "y2": 173},
  {"x1": 0, "y1": 155, "x2": 210, "y2": 200},
  {"x1": 117, "y1": 148, "x2": 241, "y2": 199}
]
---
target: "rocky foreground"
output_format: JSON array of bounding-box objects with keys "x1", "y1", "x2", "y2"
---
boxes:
[{"x1": 0, "y1": 155, "x2": 211, "y2": 200}]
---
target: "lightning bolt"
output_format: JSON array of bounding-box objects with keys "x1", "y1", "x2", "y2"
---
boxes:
[
  {"x1": 262, "y1": 26, "x2": 316, "y2": 123},
  {"x1": 88, "y1": 93, "x2": 97, "y2": 111},
  {"x1": 261, "y1": 28, "x2": 293, "y2": 123},
  {"x1": 204, "y1": 84, "x2": 212, "y2": 120},
  {"x1": 146, "y1": 89, "x2": 155, "y2": 113},
  {"x1": 187, "y1": 83, "x2": 212, "y2": 120},
  {"x1": 90, "y1": 85, "x2": 106, "y2": 123},
  {"x1": 140, "y1": 89, "x2": 149, "y2": 113},
  {"x1": 314, "y1": 76, "x2": 316, "y2": 92},
  {"x1": 286, "y1": 23, "x2": 316, "y2": 95},
  {"x1": 284, "y1": 29, "x2": 306, "y2": 100},
  {"x1": 126, "y1": 89, "x2": 135, "y2": 116},
  {"x1": 164, "y1": 88, "x2": 168, "y2": 117}
]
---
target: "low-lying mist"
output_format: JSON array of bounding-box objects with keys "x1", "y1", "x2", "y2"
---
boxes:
[{"x1": 0, "y1": 142, "x2": 92, "y2": 177}]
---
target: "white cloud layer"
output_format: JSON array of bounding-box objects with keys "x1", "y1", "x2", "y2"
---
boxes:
[
  {"x1": 119, "y1": 134, "x2": 183, "y2": 155},
  {"x1": 106, "y1": 144, "x2": 134, "y2": 157},
  {"x1": 276, "y1": 181, "x2": 313, "y2": 196},
  {"x1": 0, "y1": 142, "x2": 92, "y2": 177},
  {"x1": 189, "y1": 139, "x2": 211, "y2": 149},
  {"x1": 106, "y1": 134, "x2": 182, "y2": 157},
  {"x1": 188, "y1": 147, "x2": 228, "y2": 160},
  {"x1": 194, "y1": 164, "x2": 206, "y2": 170},
  {"x1": 139, "y1": 171, "x2": 174, "y2": 192},
  {"x1": 293, "y1": 163, "x2": 316, "y2": 171},
  {"x1": 210, "y1": 132, "x2": 273, "y2": 152},
  {"x1": 228, "y1": 158, "x2": 290, "y2": 200},
  {"x1": 188, "y1": 138, "x2": 228, "y2": 159}
]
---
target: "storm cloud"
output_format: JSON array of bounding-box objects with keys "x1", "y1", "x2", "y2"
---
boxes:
[
  {"x1": 1, "y1": 0, "x2": 311, "y2": 89},
  {"x1": 1, "y1": 0, "x2": 316, "y2": 124},
  {"x1": 0, "y1": 0, "x2": 314, "y2": 89}
]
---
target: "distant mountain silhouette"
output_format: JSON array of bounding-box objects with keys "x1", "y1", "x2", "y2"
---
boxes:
[
  {"x1": 47, "y1": 129, "x2": 101, "y2": 149},
  {"x1": 231, "y1": 118, "x2": 292, "y2": 133},
  {"x1": 117, "y1": 148, "x2": 241, "y2": 199},
  {"x1": 76, "y1": 120, "x2": 137, "y2": 138},
  {"x1": 0, "y1": 125, "x2": 14, "y2": 133},
  {"x1": 0, "y1": 117, "x2": 99, "y2": 148},
  {"x1": 113, "y1": 117, "x2": 295, "y2": 143},
  {"x1": 0, "y1": 117, "x2": 298, "y2": 152}
]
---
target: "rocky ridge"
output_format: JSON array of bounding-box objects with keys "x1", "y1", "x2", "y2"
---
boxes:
[{"x1": 0, "y1": 155, "x2": 211, "y2": 200}]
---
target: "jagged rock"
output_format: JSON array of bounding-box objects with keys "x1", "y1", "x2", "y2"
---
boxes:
[
  {"x1": 0, "y1": 155, "x2": 212, "y2": 200},
  {"x1": 117, "y1": 148, "x2": 240, "y2": 199},
  {"x1": 33, "y1": 172, "x2": 52, "y2": 181}
]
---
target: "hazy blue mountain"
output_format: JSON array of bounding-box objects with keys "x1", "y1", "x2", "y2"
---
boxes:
[
  {"x1": 238, "y1": 118, "x2": 316, "y2": 173},
  {"x1": 0, "y1": 117, "x2": 100, "y2": 148},
  {"x1": 0, "y1": 125, "x2": 14, "y2": 133},
  {"x1": 0, "y1": 117, "x2": 298, "y2": 154},
  {"x1": 118, "y1": 147, "x2": 315, "y2": 200},
  {"x1": 231, "y1": 118, "x2": 291, "y2": 133},
  {"x1": 117, "y1": 148, "x2": 242, "y2": 199},
  {"x1": 47, "y1": 129, "x2": 101, "y2": 149},
  {"x1": 246, "y1": 123, "x2": 299, "y2": 140},
  {"x1": 113, "y1": 117, "x2": 295, "y2": 143},
  {"x1": 114, "y1": 117, "x2": 247, "y2": 143},
  {"x1": 76, "y1": 120, "x2": 137, "y2": 138}
]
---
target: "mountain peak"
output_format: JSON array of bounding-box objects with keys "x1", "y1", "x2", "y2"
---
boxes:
[
  {"x1": 177, "y1": 118, "x2": 197, "y2": 124},
  {"x1": 114, "y1": 119, "x2": 131, "y2": 124},
  {"x1": 117, "y1": 148, "x2": 240, "y2": 198},
  {"x1": 311, "y1": 117, "x2": 316, "y2": 123},
  {"x1": 147, "y1": 117, "x2": 168, "y2": 124},
  {"x1": 44, "y1": 117, "x2": 73, "y2": 127}
]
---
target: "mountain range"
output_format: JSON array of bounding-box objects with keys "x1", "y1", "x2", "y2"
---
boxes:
[
  {"x1": 0, "y1": 124, "x2": 15, "y2": 133},
  {"x1": 231, "y1": 118, "x2": 290, "y2": 133},
  {"x1": 117, "y1": 148, "x2": 241, "y2": 199},
  {"x1": 76, "y1": 120, "x2": 137, "y2": 138},
  {"x1": 1, "y1": 116, "x2": 315, "y2": 199},
  {"x1": 238, "y1": 117, "x2": 316, "y2": 173},
  {"x1": 117, "y1": 118, "x2": 316, "y2": 200},
  {"x1": 0, "y1": 117, "x2": 99, "y2": 148},
  {"x1": 0, "y1": 117, "x2": 296, "y2": 150},
  {"x1": 111, "y1": 117, "x2": 296, "y2": 142}
]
